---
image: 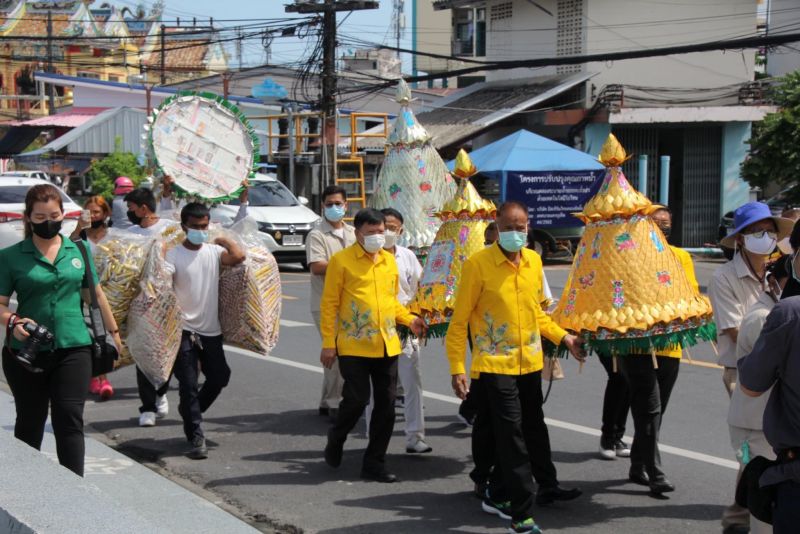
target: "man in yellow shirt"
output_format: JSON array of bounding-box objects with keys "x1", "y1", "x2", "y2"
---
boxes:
[
  {"x1": 320, "y1": 208, "x2": 427, "y2": 483},
  {"x1": 619, "y1": 206, "x2": 699, "y2": 495},
  {"x1": 447, "y1": 201, "x2": 585, "y2": 534}
]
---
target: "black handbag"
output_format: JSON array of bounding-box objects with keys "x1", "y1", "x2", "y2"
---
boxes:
[
  {"x1": 73, "y1": 239, "x2": 118, "y2": 377},
  {"x1": 736, "y1": 455, "x2": 777, "y2": 524}
]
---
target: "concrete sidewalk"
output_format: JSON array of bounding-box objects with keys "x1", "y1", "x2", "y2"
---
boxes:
[{"x1": 0, "y1": 390, "x2": 261, "y2": 534}]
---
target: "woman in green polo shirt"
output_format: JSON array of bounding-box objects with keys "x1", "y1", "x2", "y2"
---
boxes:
[{"x1": 0, "y1": 184, "x2": 122, "y2": 476}]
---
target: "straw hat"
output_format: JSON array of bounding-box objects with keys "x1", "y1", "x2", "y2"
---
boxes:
[{"x1": 550, "y1": 134, "x2": 716, "y2": 354}]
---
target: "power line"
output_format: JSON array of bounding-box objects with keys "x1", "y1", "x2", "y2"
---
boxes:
[{"x1": 337, "y1": 31, "x2": 800, "y2": 94}]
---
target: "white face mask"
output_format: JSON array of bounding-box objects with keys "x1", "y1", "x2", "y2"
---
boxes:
[
  {"x1": 383, "y1": 230, "x2": 398, "y2": 249},
  {"x1": 743, "y1": 232, "x2": 777, "y2": 256},
  {"x1": 362, "y1": 233, "x2": 386, "y2": 253}
]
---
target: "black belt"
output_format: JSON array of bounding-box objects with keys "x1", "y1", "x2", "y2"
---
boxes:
[{"x1": 777, "y1": 447, "x2": 800, "y2": 464}]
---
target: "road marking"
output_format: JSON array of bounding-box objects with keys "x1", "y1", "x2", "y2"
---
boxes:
[
  {"x1": 227, "y1": 347, "x2": 739, "y2": 471},
  {"x1": 280, "y1": 319, "x2": 313, "y2": 328},
  {"x1": 282, "y1": 295, "x2": 298, "y2": 300}
]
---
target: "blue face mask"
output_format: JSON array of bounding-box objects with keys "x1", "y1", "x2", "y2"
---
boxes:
[
  {"x1": 186, "y1": 228, "x2": 208, "y2": 245},
  {"x1": 324, "y1": 205, "x2": 346, "y2": 222},
  {"x1": 498, "y1": 230, "x2": 527, "y2": 252}
]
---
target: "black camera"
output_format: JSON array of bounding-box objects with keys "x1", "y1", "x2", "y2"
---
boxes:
[{"x1": 15, "y1": 322, "x2": 54, "y2": 368}]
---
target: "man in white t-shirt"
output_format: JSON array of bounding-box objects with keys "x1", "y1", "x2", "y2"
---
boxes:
[
  {"x1": 365, "y1": 208, "x2": 432, "y2": 454},
  {"x1": 164, "y1": 202, "x2": 245, "y2": 459}
]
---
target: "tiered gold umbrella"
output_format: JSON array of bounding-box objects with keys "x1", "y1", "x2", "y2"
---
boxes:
[
  {"x1": 368, "y1": 79, "x2": 457, "y2": 251},
  {"x1": 550, "y1": 134, "x2": 716, "y2": 356},
  {"x1": 410, "y1": 150, "x2": 496, "y2": 337}
]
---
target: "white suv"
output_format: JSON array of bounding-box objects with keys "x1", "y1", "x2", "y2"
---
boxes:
[
  {"x1": 212, "y1": 176, "x2": 319, "y2": 265},
  {"x1": 0, "y1": 177, "x2": 81, "y2": 249}
]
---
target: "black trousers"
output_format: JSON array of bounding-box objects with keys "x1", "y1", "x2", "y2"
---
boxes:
[
  {"x1": 172, "y1": 331, "x2": 231, "y2": 442},
  {"x1": 2, "y1": 346, "x2": 92, "y2": 476},
  {"x1": 482, "y1": 372, "x2": 558, "y2": 521},
  {"x1": 618, "y1": 355, "x2": 680, "y2": 478},
  {"x1": 329, "y1": 354, "x2": 398, "y2": 472},
  {"x1": 598, "y1": 352, "x2": 630, "y2": 442},
  {"x1": 469, "y1": 376, "x2": 494, "y2": 486},
  {"x1": 136, "y1": 366, "x2": 171, "y2": 414}
]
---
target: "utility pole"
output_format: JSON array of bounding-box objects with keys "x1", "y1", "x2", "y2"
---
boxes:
[
  {"x1": 160, "y1": 24, "x2": 166, "y2": 85},
  {"x1": 285, "y1": 1, "x2": 379, "y2": 187},
  {"x1": 46, "y1": 10, "x2": 55, "y2": 115},
  {"x1": 393, "y1": 0, "x2": 405, "y2": 59}
]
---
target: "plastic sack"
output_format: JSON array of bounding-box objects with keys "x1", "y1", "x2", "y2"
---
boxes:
[
  {"x1": 217, "y1": 217, "x2": 282, "y2": 354},
  {"x1": 126, "y1": 240, "x2": 182, "y2": 388},
  {"x1": 93, "y1": 229, "x2": 152, "y2": 368}
]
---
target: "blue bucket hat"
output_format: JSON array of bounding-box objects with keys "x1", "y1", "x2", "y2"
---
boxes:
[{"x1": 720, "y1": 201, "x2": 794, "y2": 248}]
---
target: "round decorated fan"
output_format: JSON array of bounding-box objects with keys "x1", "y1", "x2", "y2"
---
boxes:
[{"x1": 147, "y1": 92, "x2": 259, "y2": 203}]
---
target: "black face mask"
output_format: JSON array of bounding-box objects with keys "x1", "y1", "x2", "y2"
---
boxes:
[
  {"x1": 658, "y1": 224, "x2": 672, "y2": 240},
  {"x1": 127, "y1": 210, "x2": 142, "y2": 226},
  {"x1": 90, "y1": 219, "x2": 105, "y2": 229},
  {"x1": 31, "y1": 219, "x2": 62, "y2": 239}
]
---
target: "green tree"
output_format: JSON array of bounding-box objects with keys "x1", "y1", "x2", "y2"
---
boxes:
[
  {"x1": 742, "y1": 71, "x2": 800, "y2": 202},
  {"x1": 87, "y1": 137, "x2": 145, "y2": 200}
]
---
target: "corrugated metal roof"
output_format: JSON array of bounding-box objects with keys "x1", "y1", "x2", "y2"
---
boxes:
[
  {"x1": 345, "y1": 73, "x2": 594, "y2": 151},
  {"x1": 9, "y1": 107, "x2": 105, "y2": 127},
  {"x1": 16, "y1": 107, "x2": 147, "y2": 157}
]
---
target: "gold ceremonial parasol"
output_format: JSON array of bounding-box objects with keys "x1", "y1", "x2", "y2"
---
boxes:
[
  {"x1": 550, "y1": 134, "x2": 716, "y2": 355},
  {"x1": 410, "y1": 150, "x2": 495, "y2": 337}
]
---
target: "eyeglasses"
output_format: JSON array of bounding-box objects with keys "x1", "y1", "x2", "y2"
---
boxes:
[{"x1": 745, "y1": 230, "x2": 777, "y2": 240}]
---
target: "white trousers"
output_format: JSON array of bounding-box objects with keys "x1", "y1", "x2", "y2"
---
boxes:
[
  {"x1": 312, "y1": 311, "x2": 343, "y2": 410},
  {"x1": 726, "y1": 425, "x2": 776, "y2": 534},
  {"x1": 366, "y1": 337, "x2": 424, "y2": 446}
]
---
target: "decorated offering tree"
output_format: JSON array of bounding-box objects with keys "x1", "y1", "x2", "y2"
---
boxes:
[
  {"x1": 410, "y1": 150, "x2": 496, "y2": 337},
  {"x1": 550, "y1": 134, "x2": 716, "y2": 358},
  {"x1": 146, "y1": 92, "x2": 258, "y2": 203},
  {"x1": 369, "y1": 79, "x2": 456, "y2": 251}
]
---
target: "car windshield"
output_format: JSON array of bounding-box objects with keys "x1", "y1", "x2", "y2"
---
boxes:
[
  {"x1": 0, "y1": 185, "x2": 71, "y2": 204},
  {"x1": 231, "y1": 181, "x2": 297, "y2": 207}
]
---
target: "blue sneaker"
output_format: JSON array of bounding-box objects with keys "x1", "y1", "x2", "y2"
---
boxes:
[
  {"x1": 481, "y1": 495, "x2": 512, "y2": 520},
  {"x1": 508, "y1": 517, "x2": 542, "y2": 534}
]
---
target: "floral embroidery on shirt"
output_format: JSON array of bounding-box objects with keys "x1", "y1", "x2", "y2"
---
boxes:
[
  {"x1": 475, "y1": 313, "x2": 511, "y2": 355},
  {"x1": 341, "y1": 301, "x2": 379, "y2": 340},
  {"x1": 527, "y1": 330, "x2": 542, "y2": 353},
  {"x1": 384, "y1": 317, "x2": 398, "y2": 340}
]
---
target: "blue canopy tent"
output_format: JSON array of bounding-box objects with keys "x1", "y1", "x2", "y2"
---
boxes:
[{"x1": 447, "y1": 129, "x2": 607, "y2": 255}]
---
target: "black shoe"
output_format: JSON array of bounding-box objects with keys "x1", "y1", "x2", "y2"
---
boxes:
[
  {"x1": 722, "y1": 526, "x2": 750, "y2": 534},
  {"x1": 473, "y1": 481, "x2": 488, "y2": 499},
  {"x1": 318, "y1": 407, "x2": 329, "y2": 416},
  {"x1": 324, "y1": 438, "x2": 343, "y2": 468},
  {"x1": 628, "y1": 466, "x2": 650, "y2": 486},
  {"x1": 649, "y1": 475, "x2": 675, "y2": 494},
  {"x1": 535, "y1": 485, "x2": 582, "y2": 506},
  {"x1": 188, "y1": 436, "x2": 208, "y2": 460},
  {"x1": 360, "y1": 469, "x2": 398, "y2": 483}
]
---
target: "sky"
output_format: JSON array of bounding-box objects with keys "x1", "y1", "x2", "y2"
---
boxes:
[{"x1": 136, "y1": 0, "x2": 413, "y2": 70}]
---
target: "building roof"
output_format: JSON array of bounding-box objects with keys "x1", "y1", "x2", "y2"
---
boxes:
[
  {"x1": 8, "y1": 107, "x2": 105, "y2": 127},
  {"x1": 16, "y1": 106, "x2": 147, "y2": 158},
  {"x1": 143, "y1": 39, "x2": 211, "y2": 70},
  {"x1": 347, "y1": 73, "x2": 594, "y2": 150}
]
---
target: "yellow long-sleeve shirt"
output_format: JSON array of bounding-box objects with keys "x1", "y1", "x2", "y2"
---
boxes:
[
  {"x1": 658, "y1": 245, "x2": 700, "y2": 358},
  {"x1": 446, "y1": 244, "x2": 568, "y2": 376},
  {"x1": 320, "y1": 243, "x2": 415, "y2": 357}
]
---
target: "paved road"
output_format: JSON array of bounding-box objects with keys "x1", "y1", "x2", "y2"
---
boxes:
[{"x1": 2, "y1": 258, "x2": 739, "y2": 533}]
